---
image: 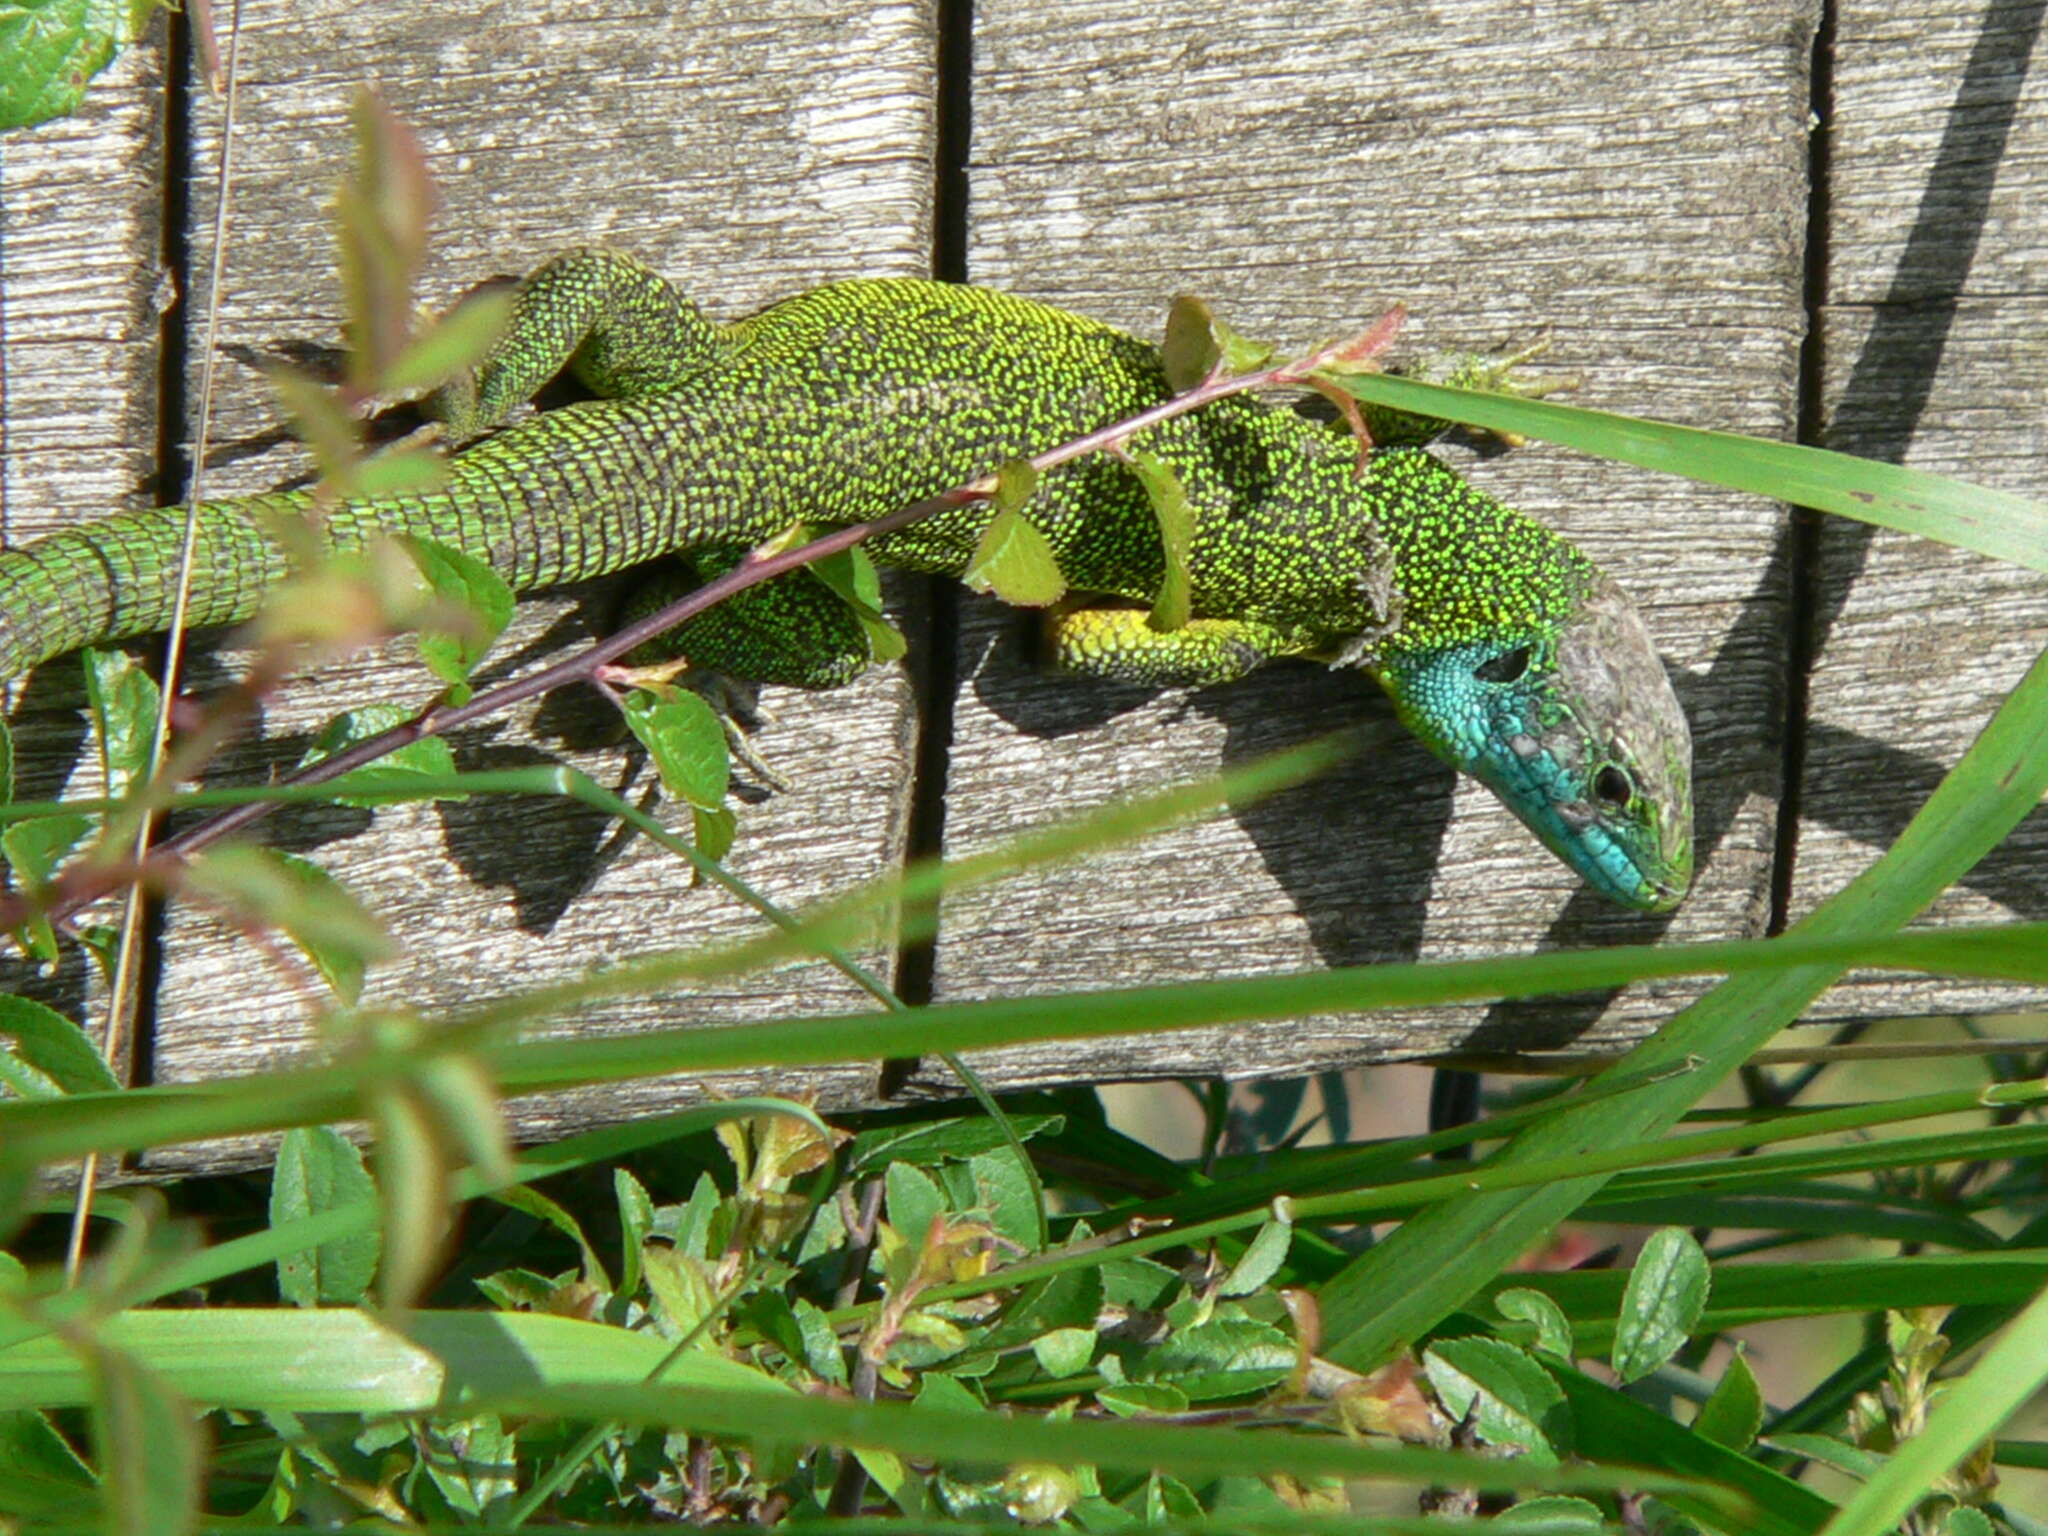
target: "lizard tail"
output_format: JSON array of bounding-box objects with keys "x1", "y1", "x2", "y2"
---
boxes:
[{"x1": 0, "y1": 494, "x2": 304, "y2": 682}]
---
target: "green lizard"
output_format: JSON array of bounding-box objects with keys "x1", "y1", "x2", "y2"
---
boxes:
[{"x1": 0, "y1": 249, "x2": 1693, "y2": 909}]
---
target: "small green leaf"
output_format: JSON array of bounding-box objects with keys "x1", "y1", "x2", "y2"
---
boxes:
[
  {"x1": 1491, "y1": 1495, "x2": 1608, "y2": 1532},
  {"x1": 382, "y1": 289, "x2": 514, "y2": 396},
  {"x1": 336, "y1": 86, "x2": 434, "y2": 388},
  {"x1": 270, "y1": 1126, "x2": 379, "y2": 1307},
  {"x1": 614, "y1": 1168, "x2": 654, "y2": 1301},
  {"x1": 1161, "y1": 295, "x2": 1275, "y2": 391},
  {"x1": 692, "y1": 803, "x2": 737, "y2": 863},
  {"x1": 848, "y1": 1114, "x2": 1062, "y2": 1175},
  {"x1": 1219, "y1": 1215, "x2": 1292, "y2": 1297},
  {"x1": 266, "y1": 365, "x2": 367, "y2": 491},
  {"x1": 622, "y1": 690, "x2": 729, "y2": 810},
  {"x1": 1693, "y1": 1345, "x2": 1763, "y2": 1451},
  {"x1": 82, "y1": 646, "x2": 160, "y2": 795},
  {"x1": 1944, "y1": 1507, "x2": 1996, "y2": 1536},
  {"x1": 883, "y1": 1160, "x2": 946, "y2": 1249},
  {"x1": 298, "y1": 704, "x2": 463, "y2": 807},
  {"x1": 493, "y1": 1183, "x2": 610, "y2": 1294},
  {"x1": 1611, "y1": 1227, "x2": 1711, "y2": 1384},
  {"x1": 182, "y1": 845, "x2": 396, "y2": 1005},
  {"x1": 993, "y1": 456, "x2": 1039, "y2": 513},
  {"x1": 399, "y1": 535, "x2": 513, "y2": 686},
  {"x1": 0, "y1": 1408, "x2": 97, "y2": 1516},
  {"x1": 1123, "y1": 448, "x2": 1194, "y2": 633},
  {"x1": 2, "y1": 811, "x2": 92, "y2": 964},
  {"x1": 1031, "y1": 1326, "x2": 1096, "y2": 1378},
  {"x1": 1134, "y1": 1317, "x2": 1293, "y2": 1402},
  {"x1": 963, "y1": 506, "x2": 1066, "y2": 607},
  {"x1": 1495, "y1": 1286, "x2": 1576, "y2": 1360},
  {"x1": 87, "y1": 1341, "x2": 202, "y2": 1536},
  {"x1": 1422, "y1": 1336, "x2": 1571, "y2": 1466},
  {"x1": 855, "y1": 610, "x2": 909, "y2": 664},
  {"x1": 641, "y1": 1244, "x2": 716, "y2": 1339},
  {"x1": 0, "y1": 0, "x2": 161, "y2": 132},
  {"x1": 0, "y1": 993, "x2": 116, "y2": 1098},
  {"x1": 420, "y1": 1413, "x2": 517, "y2": 1516},
  {"x1": 1097, "y1": 1381, "x2": 1187, "y2": 1417},
  {"x1": 810, "y1": 545, "x2": 885, "y2": 613},
  {"x1": 351, "y1": 445, "x2": 448, "y2": 500}
]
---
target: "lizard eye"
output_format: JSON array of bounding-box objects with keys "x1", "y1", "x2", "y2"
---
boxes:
[
  {"x1": 1474, "y1": 644, "x2": 1532, "y2": 684},
  {"x1": 1593, "y1": 764, "x2": 1634, "y2": 807}
]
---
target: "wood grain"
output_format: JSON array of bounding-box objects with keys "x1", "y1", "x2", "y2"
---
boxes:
[
  {"x1": 1794, "y1": 0, "x2": 2048, "y2": 1026},
  {"x1": 913, "y1": 0, "x2": 1813, "y2": 1090}
]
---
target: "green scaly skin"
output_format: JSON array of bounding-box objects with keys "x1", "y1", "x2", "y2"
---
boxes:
[{"x1": 0, "y1": 249, "x2": 1693, "y2": 909}]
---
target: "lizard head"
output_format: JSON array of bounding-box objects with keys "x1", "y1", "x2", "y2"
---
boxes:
[{"x1": 1375, "y1": 576, "x2": 1694, "y2": 911}]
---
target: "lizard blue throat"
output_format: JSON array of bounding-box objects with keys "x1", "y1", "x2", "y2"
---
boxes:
[{"x1": 0, "y1": 248, "x2": 1694, "y2": 909}]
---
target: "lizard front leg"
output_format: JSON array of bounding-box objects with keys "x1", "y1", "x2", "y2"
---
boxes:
[{"x1": 1045, "y1": 604, "x2": 1324, "y2": 687}]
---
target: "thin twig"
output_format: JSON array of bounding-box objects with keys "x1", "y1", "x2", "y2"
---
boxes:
[{"x1": 12, "y1": 308, "x2": 1404, "y2": 937}]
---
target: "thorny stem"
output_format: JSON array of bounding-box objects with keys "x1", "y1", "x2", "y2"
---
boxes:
[{"x1": 7, "y1": 310, "x2": 1404, "y2": 935}]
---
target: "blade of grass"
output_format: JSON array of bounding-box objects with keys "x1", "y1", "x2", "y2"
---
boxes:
[
  {"x1": 1817, "y1": 1275, "x2": 2048, "y2": 1535},
  {"x1": 1336, "y1": 373, "x2": 2048, "y2": 572},
  {"x1": 1312, "y1": 640, "x2": 2048, "y2": 1371}
]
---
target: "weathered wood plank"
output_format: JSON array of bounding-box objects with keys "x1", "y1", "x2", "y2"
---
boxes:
[
  {"x1": 0, "y1": 38, "x2": 168, "y2": 1081},
  {"x1": 916, "y1": 0, "x2": 1812, "y2": 1087},
  {"x1": 138, "y1": 1, "x2": 938, "y2": 1168},
  {"x1": 1795, "y1": 0, "x2": 2048, "y2": 1023}
]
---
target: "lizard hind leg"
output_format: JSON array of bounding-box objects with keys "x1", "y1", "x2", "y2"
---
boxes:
[
  {"x1": 1046, "y1": 603, "x2": 1316, "y2": 687},
  {"x1": 431, "y1": 248, "x2": 725, "y2": 438},
  {"x1": 618, "y1": 550, "x2": 876, "y2": 691}
]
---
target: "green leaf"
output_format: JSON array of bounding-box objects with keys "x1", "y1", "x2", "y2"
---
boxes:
[
  {"x1": 269, "y1": 1126, "x2": 378, "y2": 1307},
  {"x1": 491, "y1": 1183, "x2": 610, "y2": 1295},
  {"x1": 1032, "y1": 1326, "x2": 1096, "y2": 1378},
  {"x1": 298, "y1": 703, "x2": 464, "y2": 807},
  {"x1": 1492, "y1": 1495, "x2": 1609, "y2": 1532},
  {"x1": 1821, "y1": 1271, "x2": 2048, "y2": 1535},
  {"x1": 1944, "y1": 1508, "x2": 1997, "y2": 1536},
  {"x1": 963, "y1": 505, "x2": 1067, "y2": 607},
  {"x1": 1496, "y1": 1286, "x2": 1576, "y2": 1360},
  {"x1": 960, "y1": 1145, "x2": 1041, "y2": 1251},
  {"x1": 1096, "y1": 1382, "x2": 1187, "y2": 1417},
  {"x1": 82, "y1": 645, "x2": 160, "y2": 795},
  {"x1": 421, "y1": 1413, "x2": 518, "y2": 1515},
  {"x1": 1134, "y1": 1316, "x2": 1293, "y2": 1403},
  {"x1": 1423, "y1": 1335, "x2": 1571, "y2": 1466},
  {"x1": 622, "y1": 690, "x2": 729, "y2": 810},
  {"x1": 0, "y1": 993, "x2": 115, "y2": 1097},
  {"x1": 614, "y1": 1167, "x2": 654, "y2": 1301},
  {"x1": 1326, "y1": 369, "x2": 2048, "y2": 574},
  {"x1": 1611, "y1": 1227, "x2": 1711, "y2": 1384},
  {"x1": 382, "y1": 289, "x2": 514, "y2": 396},
  {"x1": 2, "y1": 810, "x2": 91, "y2": 964},
  {"x1": 692, "y1": 803, "x2": 737, "y2": 863},
  {"x1": 181, "y1": 845, "x2": 396, "y2": 1005},
  {"x1": 1160, "y1": 295, "x2": 1274, "y2": 391},
  {"x1": 0, "y1": 1407, "x2": 96, "y2": 1517},
  {"x1": 1122, "y1": 448, "x2": 1194, "y2": 633},
  {"x1": 399, "y1": 535, "x2": 514, "y2": 687},
  {"x1": 1694, "y1": 1346, "x2": 1763, "y2": 1451},
  {"x1": 0, "y1": 0, "x2": 161, "y2": 131},
  {"x1": 87, "y1": 1342, "x2": 202, "y2": 1536},
  {"x1": 884, "y1": 1160, "x2": 946, "y2": 1249},
  {"x1": 993, "y1": 456, "x2": 1039, "y2": 513},
  {"x1": 351, "y1": 445, "x2": 447, "y2": 500},
  {"x1": 336, "y1": 85, "x2": 434, "y2": 388},
  {"x1": 641, "y1": 1244, "x2": 716, "y2": 1340},
  {"x1": 848, "y1": 1114, "x2": 1061, "y2": 1175},
  {"x1": 266, "y1": 365, "x2": 367, "y2": 491},
  {"x1": 1218, "y1": 1214, "x2": 1292, "y2": 1297}
]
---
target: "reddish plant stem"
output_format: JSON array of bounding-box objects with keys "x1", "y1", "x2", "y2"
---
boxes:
[{"x1": 12, "y1": 313, "x2": 1402, "y2": 932}]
